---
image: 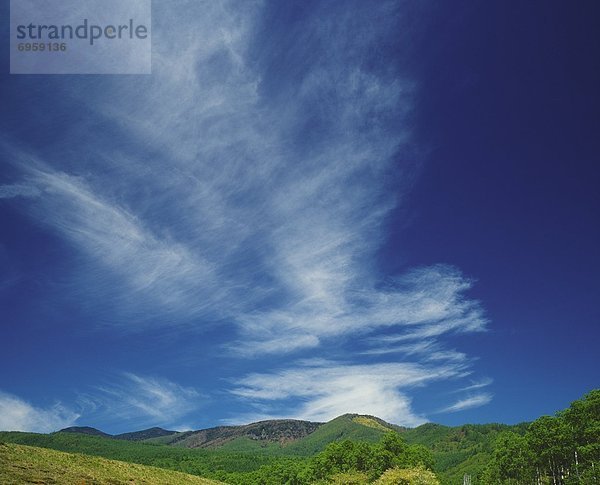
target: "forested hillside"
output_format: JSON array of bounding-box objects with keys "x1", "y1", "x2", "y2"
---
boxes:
[{"x1": 402, "y1": 422, "x2": 529, "y2": 483}]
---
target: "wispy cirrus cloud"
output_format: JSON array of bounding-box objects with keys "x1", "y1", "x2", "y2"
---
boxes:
[
  {"x1": 455, "y1": 378, "x2": 494, "y2": 393},
  {"x1": 22, "y1": 167, "x2": 217, "y2": 323},
  {"x1": 77, "y1": 373, "x2": 201, "y2": 430},
  {"x1": 0, "y1": 374, "x2": 200, "y2": 433},
  {"x1": 0, "y1": 391, "x2": 78, "y2": 432},
  {"x1": 234, "y1": 264, "x2": 487, "y2": 356},
  {"x1": 439, "y1": 393, "x2": 494, "y2": 413},
  {"x1": 0, "y1": 183, "x2": 40, "y2": 199},
  {"x1": 360, "y1": 339, "x2": 468, "y2": 363}
]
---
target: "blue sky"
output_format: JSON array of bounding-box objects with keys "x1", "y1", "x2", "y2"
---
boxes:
[{"x1": 0, "y1": 0, "x2": 598, "y2": 434}]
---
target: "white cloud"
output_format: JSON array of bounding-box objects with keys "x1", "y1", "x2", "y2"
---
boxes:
[
  {"x1": 77, "y1": 373, "x2": 201, "y2": 429},
  {"x1": 0, "y1": 184, "x2": 40, "y2": 199},
  {"x1": 455, "y1": 378, "x2": 493, "y2": 393},
  {"x1": 230, "y1": 359, "x2": 468, "y2": 427},
  {"x1": 0, "y1": 391, "x2": 79, "y2": 432},
  {"x1": 439, "y1": 393, "x2": 493, "y2": 413},
  {"x1": 361, "y1": 340, "x2": 468, "y2": 363},
  {"x1": 235, "y1": 265, "x2": 487, "y2": 355},
  {"x1": 24, "y1": 168, "x2": 217, "y2": 322}
]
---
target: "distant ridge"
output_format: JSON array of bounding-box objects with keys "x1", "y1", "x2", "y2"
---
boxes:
[
  {"x1": 57, "y1": 426, "x2": 111, "y2": 438},
  {"x1": 58, "y1": 426, "x2": 177, "y2": 442},
  {"x1": 57, "y1": 414, "x2": 405, "y2": 450},
  {"x1": 114, "y1": 427, "x2": 178, "y2": 441},
  {"x1": 163, "y1": 419, "x2": 322, "y2": 448}
]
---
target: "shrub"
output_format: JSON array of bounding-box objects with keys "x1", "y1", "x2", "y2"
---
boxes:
[{"x1": 374, "y1": 465, "x2": 440, "y2": 485}]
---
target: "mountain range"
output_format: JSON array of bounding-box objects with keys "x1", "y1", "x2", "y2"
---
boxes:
[
  {"x1": 60, "y1": 418, "x2": 322, "y2": 447},
  {"x1": 51, "y1": 413, "x2": 522, "y2": 482}
]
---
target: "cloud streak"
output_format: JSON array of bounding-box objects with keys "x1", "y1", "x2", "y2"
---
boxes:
[
  {"x1": 0, "y1": 183, "x2": 40, "y2": 199},
  {"x1": 25, "y1": 167, "x2": 216, "y2": 323},
  {"x1": 234, "y1": 264, "x2": 487, "y2": 356},
  {"x1": 77, "y1": 373, "x2": 201, "y2": 430},
  {"x1": 0, "y1": 391, "x2": 78, "y2": 433},
  {"x1": 439, "y1": 393, "x2": 494, "y2": 413}
]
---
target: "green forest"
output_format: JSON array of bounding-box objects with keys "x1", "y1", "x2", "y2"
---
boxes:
[
  {"x1": 0, "y1": 389, "x2": 598, "y2": 484},
  {"x1": 482, "y1": 389, "x2": 599, "y2": 484}
]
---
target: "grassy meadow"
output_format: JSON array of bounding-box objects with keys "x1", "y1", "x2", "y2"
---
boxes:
[{"x1": 0, "y1": 442, "x2": 222, "y2": 484}]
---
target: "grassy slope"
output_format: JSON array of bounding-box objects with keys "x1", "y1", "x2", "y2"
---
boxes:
[
  {"x1": 351, "y1": 416, "x2": 394, "y2": 433},
  {"x1": 0, "y1": 442, "x2": 220, "y2": 484}
]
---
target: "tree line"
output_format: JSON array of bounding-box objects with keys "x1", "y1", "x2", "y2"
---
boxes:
[
  {"x1": 225, "y1": 431, "x2": 440, "y2": 484},
  {"x1": 483, "y1": 389, "x2": 599, "y2": 484}
]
